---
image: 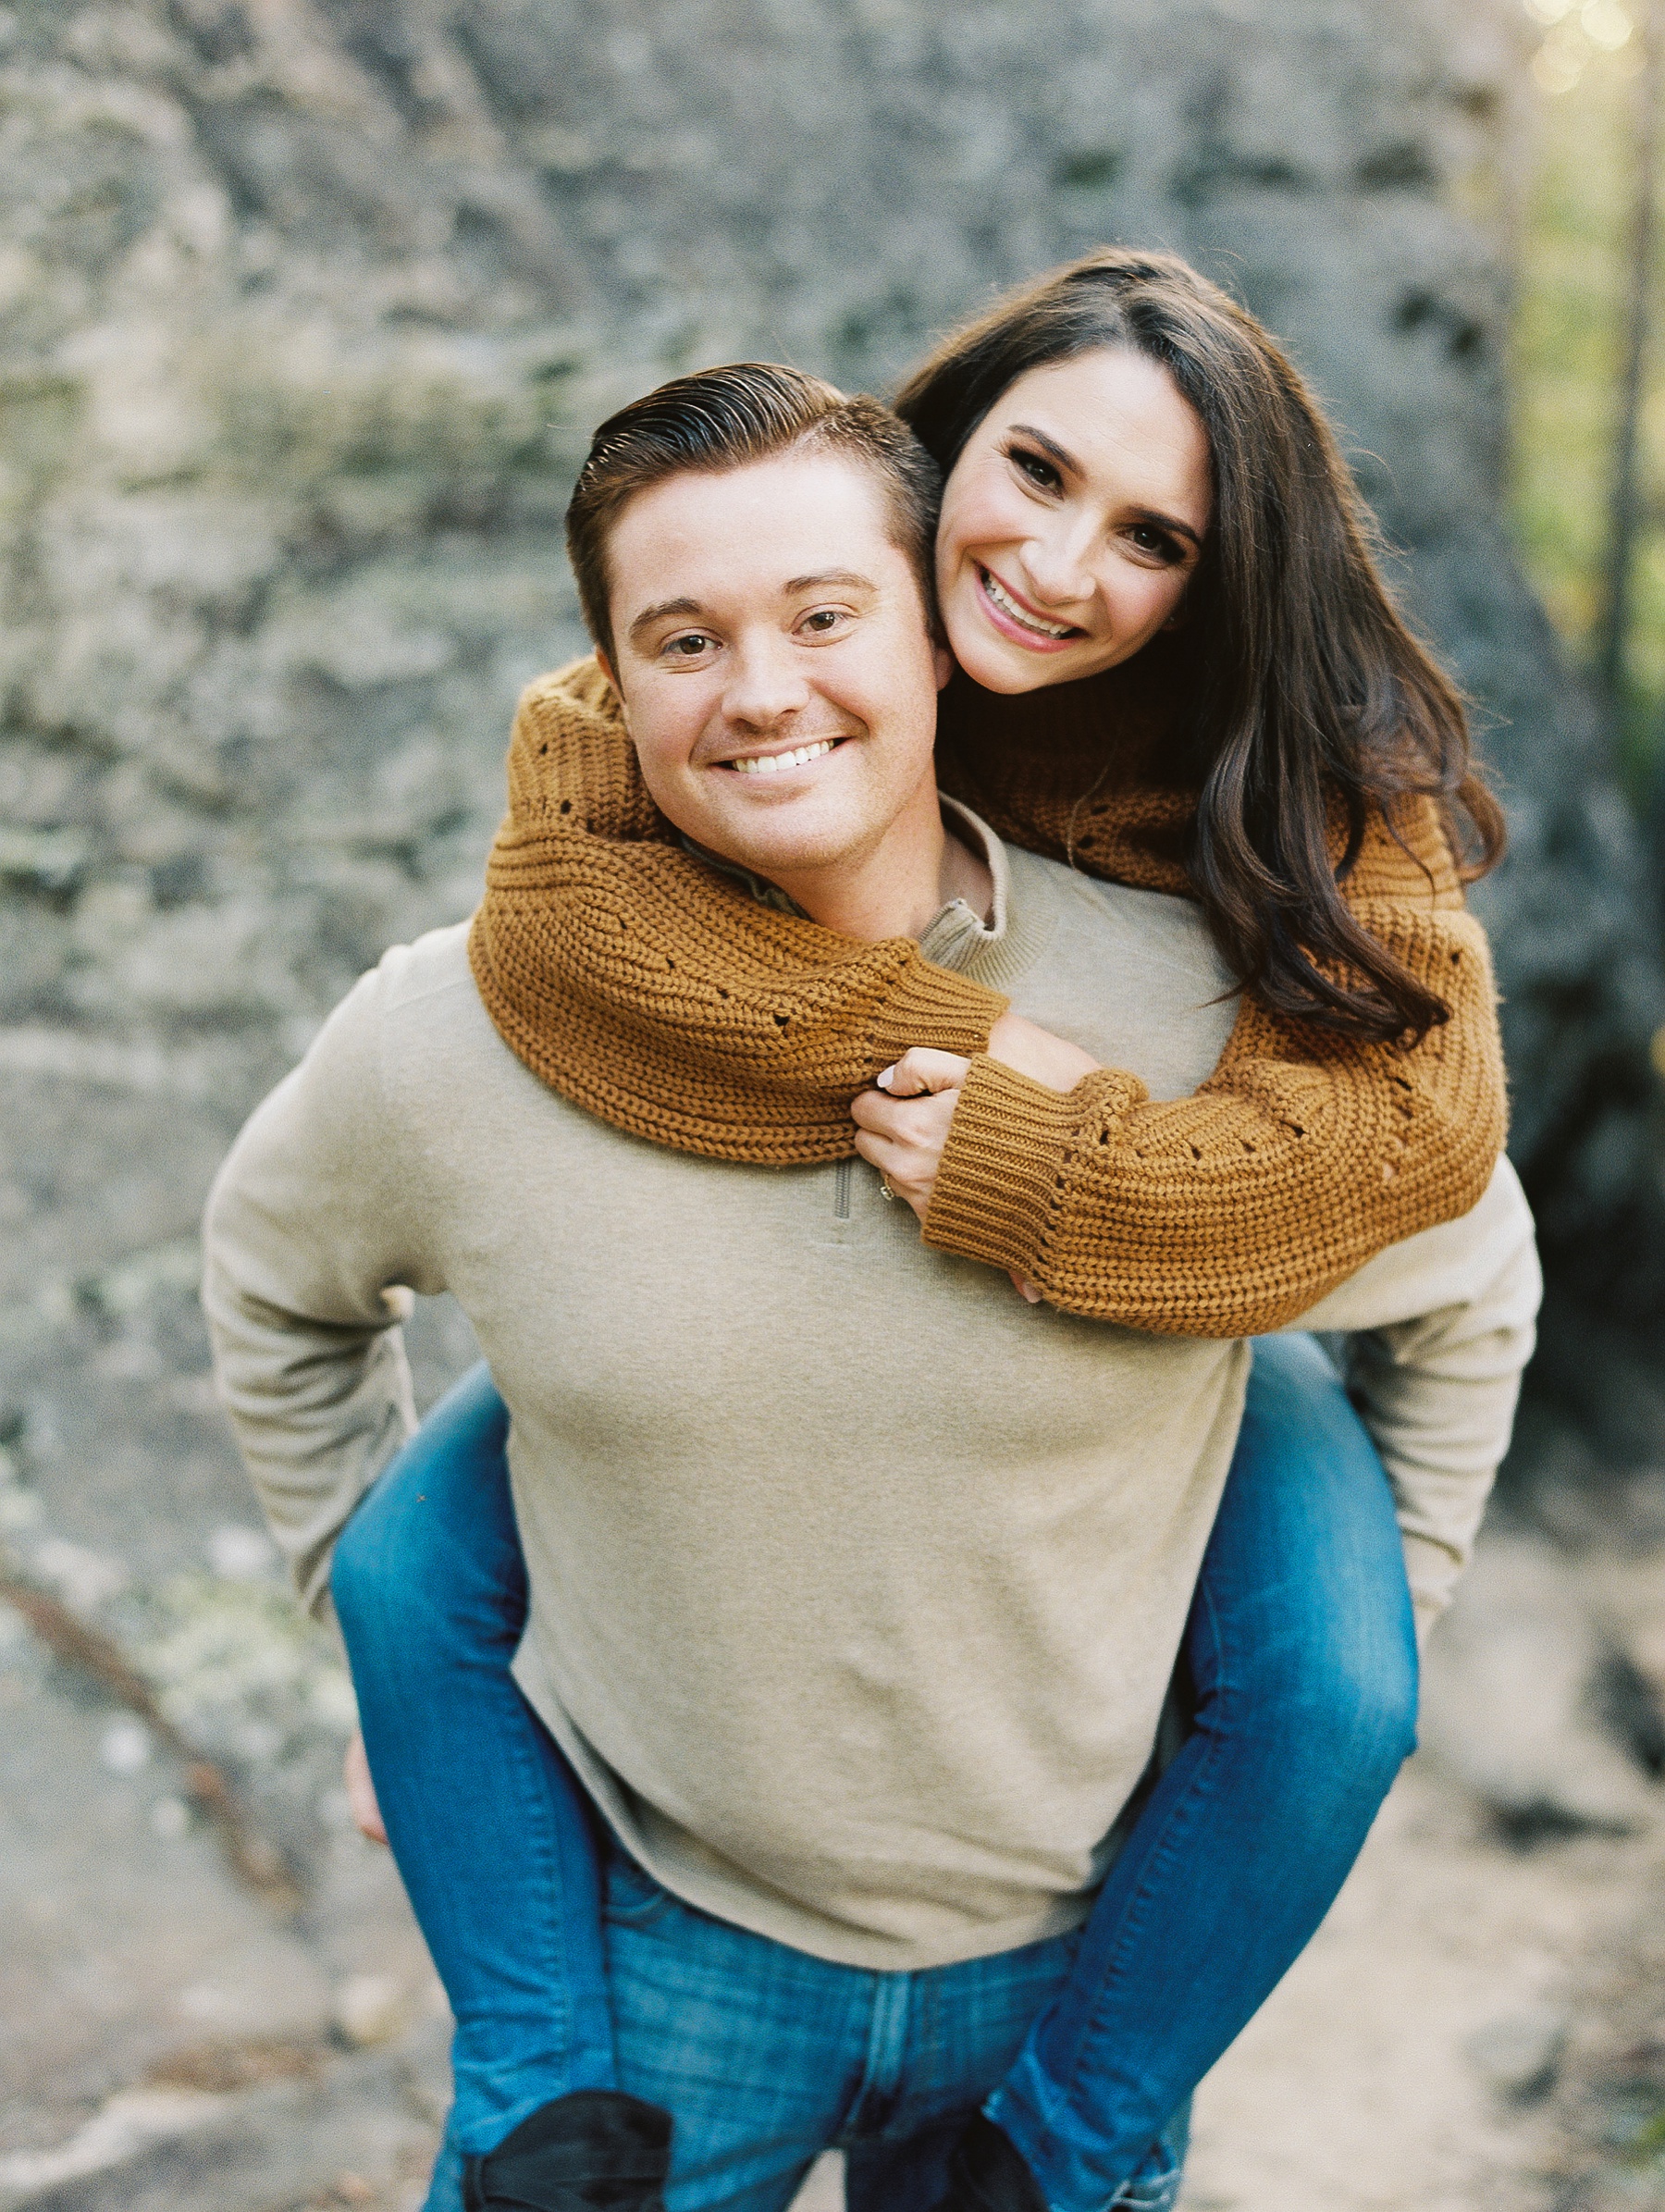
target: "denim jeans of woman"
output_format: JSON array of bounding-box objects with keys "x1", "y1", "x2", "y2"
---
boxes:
[{"x1": 330, "y1": 1333, "x2": 1417, "y2": 2212}]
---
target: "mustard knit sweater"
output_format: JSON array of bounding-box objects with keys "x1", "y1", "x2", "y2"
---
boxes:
[{"x1": 468, "y1": 656, "x2": 1508, "y2": 1336}]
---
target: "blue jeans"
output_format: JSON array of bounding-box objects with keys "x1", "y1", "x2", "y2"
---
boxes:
[
  {"x1": 331, "y1": 1335, "x2": 1417, "y2": 2212},
  {"x1": 426, "y1": 1849, "x2": 1185, "y2": 2212}
]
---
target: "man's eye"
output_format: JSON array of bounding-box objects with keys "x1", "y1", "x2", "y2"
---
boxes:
[
  {"x1": 800, "y1": 609, "x2": 845, "y2": 635},
  {"x1": 664, "y1": 633, "x2": 713, "y2": 658}
]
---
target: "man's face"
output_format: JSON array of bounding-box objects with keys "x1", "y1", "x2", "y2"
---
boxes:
[{"x1": 599, "y1": 450, "x2": 950, "y2": 883}]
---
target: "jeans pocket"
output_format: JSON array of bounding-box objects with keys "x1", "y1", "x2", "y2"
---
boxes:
[{"x1": 603, "y1": 1845, "x2": 677, "y2": 1930}]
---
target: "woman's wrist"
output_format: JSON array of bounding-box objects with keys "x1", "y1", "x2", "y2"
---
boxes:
[{"x1": 923, "y1": 1057, "x2": 1109, "y2": 1278}]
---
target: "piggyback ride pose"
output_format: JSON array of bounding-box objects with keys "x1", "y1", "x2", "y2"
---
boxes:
[{"x1": 208, "y1": 255, "x2": 1537, "y2": 2212}]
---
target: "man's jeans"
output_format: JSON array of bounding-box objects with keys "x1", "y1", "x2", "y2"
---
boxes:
[{"x1": 424, "y1": 1841, "x2": 1188, "y2": 2212}]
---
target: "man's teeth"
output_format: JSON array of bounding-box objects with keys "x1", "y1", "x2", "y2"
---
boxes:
[
  {"x1": 728, "y1": 739, "x2": 836, "y2": 775},
  {"x1": 981, "y1": 569, "x2": 1076, "y2": 639}
]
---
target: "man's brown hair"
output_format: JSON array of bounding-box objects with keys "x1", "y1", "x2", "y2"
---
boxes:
[{"x1": 565, "y1": 362, "x2": 942, "y2": 665}]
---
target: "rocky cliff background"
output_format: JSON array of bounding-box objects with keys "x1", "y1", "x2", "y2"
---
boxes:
[
  {"x1": 4, "y1": 4, "x2": 1665, "y2": 2207},
  {"x1": 4, "y1": 0, "x2": 1661, "y2": 1476}
]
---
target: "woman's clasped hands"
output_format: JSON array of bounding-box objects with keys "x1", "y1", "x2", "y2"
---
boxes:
[{"x1": 849, "y1": 1009, "x2": 1101, "y2": 1302}]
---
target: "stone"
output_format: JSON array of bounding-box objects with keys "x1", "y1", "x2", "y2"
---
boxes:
[
  {"x1": 1465, "y1": 2004, "x2": 1571, "y2": 2102},
  {"x1": 1420, "y1": 1534, "x2": 1663, "y2": 1841},
  {"x1": 331, "y1": 1974, "x2": 413, "y2": 2051},
  {"x1": 0, "y1": 0, "x2": 1655, "y2": 1465},
  {"x1": 0, "y1": 2052, "x2": 435, "y2": 2212}
]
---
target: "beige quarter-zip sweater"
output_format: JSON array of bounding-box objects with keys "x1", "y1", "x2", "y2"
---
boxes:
[{"x1": 204, "y1": 809, "x2": 1538, "y2": 1971}]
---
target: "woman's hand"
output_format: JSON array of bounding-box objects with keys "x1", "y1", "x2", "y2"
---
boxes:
[
  {"x1": 344, "y1": 1728, "x2": 388, "y2": 1846},
  {"x1": 850, "y1": 1048, "x2": 970, "y2": 1219},
  {"x1": 850, "y1": 1012, "x2": 1101, "y2": 1300}
]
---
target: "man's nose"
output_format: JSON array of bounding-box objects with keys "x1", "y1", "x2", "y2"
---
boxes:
[{"x1": 721, "y1": 635, "x2": 811, "y2": 729}]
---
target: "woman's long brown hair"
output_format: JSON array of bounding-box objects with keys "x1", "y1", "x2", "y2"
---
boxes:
[{"x1": 894, "y1": 250, "x2": 1506, "y2": 1045}]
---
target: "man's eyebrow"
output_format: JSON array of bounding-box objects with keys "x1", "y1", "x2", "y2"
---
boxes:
[
  {"x1": 781, "y1": 570, "x2": 879, "y2": 595},
  {"x1": 1009, "y1": 424, "x2": 1205, "y2": 550},
  {"x1": 627, "y1": 597, "x2": 705, "y2": 642}
]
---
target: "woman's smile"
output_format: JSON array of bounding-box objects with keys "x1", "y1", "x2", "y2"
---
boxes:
[{"x1": 974, "y1": 562, "x2": 1088, "y2": 651}]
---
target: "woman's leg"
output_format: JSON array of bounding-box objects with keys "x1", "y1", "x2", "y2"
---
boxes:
[
  {"x1": 983, "y1": 1333, "x2": 1419, "y2": 2212},
  {"x1": 329, "y1": 1362, "x2": 617, "y2": 2168}
]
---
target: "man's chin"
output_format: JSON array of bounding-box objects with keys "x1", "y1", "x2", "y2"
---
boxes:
[
  {"x1": 679, "y1": 794, "x2": 875, "y2": 884},
  {"x1": 707, "y1": 827, "x2": 865, "y2": 883}
]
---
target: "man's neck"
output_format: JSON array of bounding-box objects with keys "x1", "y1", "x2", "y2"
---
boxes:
[{"x1": 759, "y1": 780, "x2": 992, "y2": 944}]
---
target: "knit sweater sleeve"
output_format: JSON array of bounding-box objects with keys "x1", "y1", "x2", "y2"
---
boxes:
[
  {"x1": 922, "y1": 810, "x2": 1508, "y2": 1335},
  {"x1": 482, "y1": 661, "x2": 1507, "y2": 1328},
  {"x1": 467, "y1": 661, "x2": 1008, "y2": 1155}
]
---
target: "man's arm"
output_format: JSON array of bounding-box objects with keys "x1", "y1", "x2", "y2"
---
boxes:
[
  {"x1": 1289, "y1": 1159, "x2": 1540, "y2": 1641},
  {"x1": 202, "y1": 956, "x2": 439, "y2": 1618}
]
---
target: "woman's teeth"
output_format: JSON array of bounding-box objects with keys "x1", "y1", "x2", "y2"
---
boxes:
[
  {"x1": 980, "y1": 568, "x2": 1078, "y2": 639},
  {"x1": 728, "y1": 739, "x2": 836, "y2": 775}
]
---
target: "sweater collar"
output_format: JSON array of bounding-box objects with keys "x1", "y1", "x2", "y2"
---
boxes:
[
  {"x1": 918, "y1": 797, "x2": 1007, "y2": 974},
  {"x1": 677, "y1": 794, "x2": 1013, "y2": 975}
]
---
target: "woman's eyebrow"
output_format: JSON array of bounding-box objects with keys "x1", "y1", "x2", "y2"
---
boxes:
[{"x1": 1007, "y1": 423, "x2": 1078, "y2": 476}]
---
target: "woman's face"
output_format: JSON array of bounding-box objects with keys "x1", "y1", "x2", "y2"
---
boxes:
[{"x1": 933, "y1": 347, "x2": 1213, "y2": 695}]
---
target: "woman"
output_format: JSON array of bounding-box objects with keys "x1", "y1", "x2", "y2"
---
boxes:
[{"x1": 331, "y1": 251, "x2": 1507, "y2": 2212}]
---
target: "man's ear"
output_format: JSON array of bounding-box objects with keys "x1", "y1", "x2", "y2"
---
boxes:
[
  {"x1": 596, "y1": 646, "x2": 624, "y2": 704},
  {"x1": 932, "y1": 642, "x2": 954, "y2": 691}
]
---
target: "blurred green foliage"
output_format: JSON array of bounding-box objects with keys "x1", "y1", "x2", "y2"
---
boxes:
[{"x1": 1511, "y1": 10, "x2": 1660, "y2": 801}]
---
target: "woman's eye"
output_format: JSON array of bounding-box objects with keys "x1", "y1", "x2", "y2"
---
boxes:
[
  {"x1": 1128, "y1": 525, "x2": 1181, "y2": 563},
  {"x1": 799, "y1": 608, "x2": 846, "y2": 635},
  {"x1": 1008, "y1": 445, "x2": 1061, "y2": 492}
]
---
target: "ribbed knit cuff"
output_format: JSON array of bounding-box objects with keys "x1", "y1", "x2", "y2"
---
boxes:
[
  {"x1": 922, "y1": 1056, "x2": 1085, "y2": 1278},
  {"x1": 862, "y1": 956, "x2": 1005, "y2": 1073}
]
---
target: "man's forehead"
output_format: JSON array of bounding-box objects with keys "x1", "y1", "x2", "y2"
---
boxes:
[{"x1": 612, "y1": 451, "x2": 892, "y2": 570}]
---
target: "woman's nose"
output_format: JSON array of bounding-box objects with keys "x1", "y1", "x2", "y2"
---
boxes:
[{"x1": 1018, "y1": 522, "x2": 1097, "y2": 612}]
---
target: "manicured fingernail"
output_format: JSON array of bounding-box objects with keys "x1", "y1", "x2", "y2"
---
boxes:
[{"x1": 876, "y1": 1066, "x2": 896, "y2": 1092}]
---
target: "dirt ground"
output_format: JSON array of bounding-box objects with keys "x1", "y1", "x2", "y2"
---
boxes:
[
  {"x1": 7, "y1": 1514, "x2": 1665, "y2": 2212},
  {"x1": 789, "y1": 1592, "x2": 1665, "y2": 2212},
  {"x1": 784, "y1": 1621, "x2": 1665, "y2": 2212}
]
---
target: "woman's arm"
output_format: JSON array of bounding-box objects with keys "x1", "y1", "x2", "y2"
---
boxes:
[
  {"x1": 921, "y1": 893, "x2": 1505, "y2": 1334},
  {"x1": 478, "y1": 659, "x2": 1507, "y2": 1331},
  {"x1": 471, "y1": 660, "x2": 1009, "y2": 1163}
]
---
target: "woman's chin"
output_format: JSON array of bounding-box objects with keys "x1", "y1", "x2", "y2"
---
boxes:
[{"x1": 947, "y1": 627, "x2": 1122, "y2": 697}]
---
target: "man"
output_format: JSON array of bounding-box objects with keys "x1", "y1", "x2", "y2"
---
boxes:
[{"x1": 204, "y1": 365, "x2": 1536, "y2": 2212}]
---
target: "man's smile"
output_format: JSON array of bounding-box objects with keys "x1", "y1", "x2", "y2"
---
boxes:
[{"x1": 718, "y1": 736, "x2": 846, "y2": 776}]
